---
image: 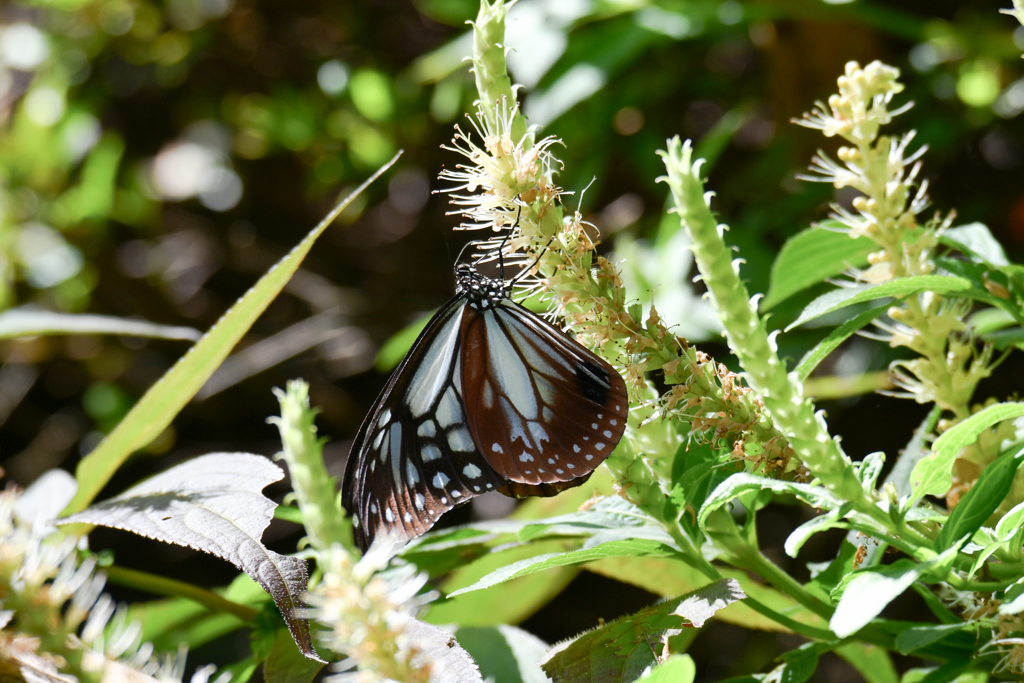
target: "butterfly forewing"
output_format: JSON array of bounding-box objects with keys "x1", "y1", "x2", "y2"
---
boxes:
[
  {"x1": 460, "y1": 300, "x2": 629, "y2": 485},
  {"x1": 342, "y1": 300, "x2": 507, "y2": 551}
]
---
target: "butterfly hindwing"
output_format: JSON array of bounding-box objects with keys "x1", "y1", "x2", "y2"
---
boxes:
[
  {"x1": 460, "y1": 299, "x2": 629, "y2": 486},
  {"x1": 342, "y1": 299, "x2": 506, "y2": 551}
]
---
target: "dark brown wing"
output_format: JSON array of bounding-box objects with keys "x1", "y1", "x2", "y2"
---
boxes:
[{"x1": 460, "y1": 299, "x2": 629, "y2": 487}]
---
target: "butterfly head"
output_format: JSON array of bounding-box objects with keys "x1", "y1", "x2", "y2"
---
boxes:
[{"x1": 455, "y1": 262, "x2": 507, "y2": 310}]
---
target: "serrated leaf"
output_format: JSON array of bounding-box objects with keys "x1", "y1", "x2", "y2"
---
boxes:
[
  {"x1": 0, "y1": 309, "x2": 201, "y2": 341},
  {"x1": 699, "y1": 473, "x2": 841, "y2": 532},
  {"x1": 64, "y1": 155, "x2": 399, "y2": 516},
  {"x1": 58, "y1": 453, "x2": 321, "y2": 662},
  {"x1": 638, "y1": 655, "x2": 696, "y2": 682},
  {"x1": 785, "y1": 276, "x2": 972, "y2": 331},
  {"x1": 540, "y1": 579, "x2": 745, "y2": 682},
  {"x1": 894, "y1": 624, "x2": 966, "y2": 655},
  {"x1": 794, "y1": 301, "x2": 893, "y2": 381},
  {"x1": 448, "y1": 539, "x2": 680, "y2": 597},
  {"x1": 405, "y1": 619, "x2": 483, "y2": 682},
  {"x1": 763, "y1": 223, "x2": 876, "y2": 310},
  {"x1": 935, "y1": 446, "x2": 1024, "y2": 551},
  {"x1": 454, "y1": 625, "x2": 549, "y2": 683},
  {"x1": 910, "y1": 402, "x2": 1024, "y2": 503}
]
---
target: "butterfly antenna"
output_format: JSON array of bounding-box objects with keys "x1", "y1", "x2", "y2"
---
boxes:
[{"x1": 509, "y1": 233, "x2": 556, "y2": 288}]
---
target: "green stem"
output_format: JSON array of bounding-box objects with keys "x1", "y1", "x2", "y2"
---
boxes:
[
  {"x1": 742, "y1": 596, "x2": 837, "y2": 641},
  {"x1": 104, "y1": 565, "x2": 257, "y2": 622},
  {"x1": 740, "y1": 549, "x2": 835, "y2": 621}
]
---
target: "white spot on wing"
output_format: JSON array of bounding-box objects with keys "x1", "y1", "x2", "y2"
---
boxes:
[
  {"x1": 372, "y1": 430, "x2": 384, "y2": 449},
  {"x1": 422, "y1": 444, "x2": 442, "y2": 462},
  {"x1": 415, "y1": 493, "x2": 426, "y2": 510},
  {"x1": 603, "y1": 430, "x2": 612, "y2": 438},
  {"x1": 519, "y1": 453, "x2": 534, "y2": 462},
  {"x1": 573, "y1": 444, "x2": 581, "y2": 453},
  {"x1": 385, "y1": 508, "x2": 394, "y2": 522},
  {"x1": 417, "y1": 420, "x2": 437, "y2": 438},
  {"x1": 406, "y1": 461, "x2": 420, "y2": 484},
  {"x1": 528, "y1": 422, "x2": 549, "y2": 453},
  {"x1": 436, "y1": 387, "x2": 461, "y2": 429},
  {"x1": 596, "y1": 443, "x2": 605, "y2": 451},
  {"x1": 432, "y1": 472, "x2": 450, "y2": 488},
  {"x1": 463, "y1": 464, "x2": 482, "y2": 479},
  {"x1": 447, "y1": 427, "x2": 476, "y2": 452},
  {"x1": 452, "y1": 490, "x2": 462, "y2": 498},
  {"x1": 377, "y1": 409, "x2": 392, "y2": 428},
  {"x1": 370, "y1": 502, "x2": 378, "y2": 513},
  {"x1": 404, "y1": 512, "x2": 412, "y2": 523},
  {"x1": 492, "y1": 443, "x2": 504, "y2": 453}
]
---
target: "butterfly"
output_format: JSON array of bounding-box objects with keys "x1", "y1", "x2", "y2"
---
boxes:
[{"x1": 341, "y1": 253, "x2": 629, "y2": 552}]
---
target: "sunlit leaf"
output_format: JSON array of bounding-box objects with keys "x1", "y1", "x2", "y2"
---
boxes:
[
  {"x1": 785, "y1": 276, "x2": 972, "y2": 331},
  {"x1": 935, "y1": 446, "x2": 1024, "y2": 551},
  {"x1": 794, "y1": 301, "x2": 893, "y2": 381},
  {"x1": 58, "y1": 453, "x2": 320, "y2": 661},
  {"x1": 909, "y1": 402, "x2": 1024, "y2": 503},
  {"x1": 448, "y1": 539, "x2": 680, "y2": 598},
  {"x1": 762, "y1": 223, "x2": 875, "y2": 310},
  {"x1": 453, "y1": 625, "x2": 549, "y2": 683}
]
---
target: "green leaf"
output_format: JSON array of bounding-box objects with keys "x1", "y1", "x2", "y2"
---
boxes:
[
  {"x1": 63, "y1": 154, "x2": 400, "y2": 515},
  {"x1": 830, "y1": 559, "x2": 925, "y2": 637},
  {"x1": 540, "y1": 580, "x2": 745, "y2": 683},
  {"x1": 909, "y1": 402, "x2": 1024, "y2": 504},
  {"x1": 785, "y1": 275, "x2": 972, "y2": 331},
  {"x1": 762, "y1": 223, "x2": 876, "y2": 310},
  {"x1": 894, "y1": 624, "x2": 966, "y2": 655},
  {"x1": 941, "y1": 223, "x2": 1009, "y2": 267},
  {"x1": 777, "y1": 642, "x2": 827, "y2": 683},
  {"x1": 805, "y1": 541, "x2": 859, "y2": 605},
  {"x1": 834, "y1": 643, "x2": 899, "y2": 683},
  {"x1": 448, "y1": 539, "x2": 680, "y2": 597},
  {"x1": 374, "y1": 310, "x2": 434, "y2": 372},
  {"x1": 794, "y1": 301, "x2": 894, "y2": 380},
  {"x1": 263, "y1": 628, "x2": 325, "y2": 683},
  {"x1": 935, "y1": 446, "x2": 1024, "y2": 551},
  {"x1": 785, "y1": 506, "x2": 852, "y2": 558},
  {"x1": 0, "y1": 310, "x2": 201, "y2": 341},
  {"x1": 638, "y1": 655, "x2": 696, "y2": 682},
  {"x1": 587, "y1": 555, "x2": 822, "y2": 632},
  {"x1": 995, "y1": 500, "x2": 1024, "y2": 541},
  {"x1": 699, "y1": 473, "x2": 841, "y2": 533},
  {"x1": 453, "y1": 625, "x2": 550, "y2": 683},
  {"x1": 830, "y1": 543, "x2": 964, "y2": 639},
  {"x1": 424, "y1": 471, "x2": 616, "y2": 627}
]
